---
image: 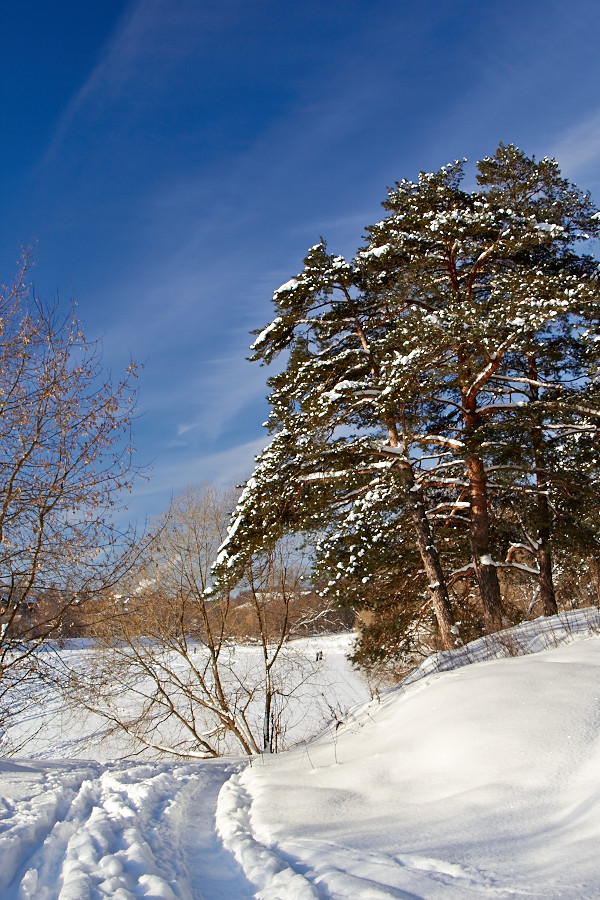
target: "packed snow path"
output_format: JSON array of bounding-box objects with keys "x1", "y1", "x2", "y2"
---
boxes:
[
  {"x1": 2, "y1": 755, "x2": 519, "y2": 900},
  {"x1": 0, "y1": 758, "x2": 257, "y2": 900}
]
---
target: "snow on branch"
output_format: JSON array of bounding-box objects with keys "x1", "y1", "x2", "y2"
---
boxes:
[
  {"x1": 418, "y1": 476, "x2": 469, "y2": 488},
  {"x1": 448, "y1": 562, "x2": 475, "y2": 586},
  {"x1": 376, "y1": 444, "x2": 408, "y2": 458},
  {"x1": 426, "y1": 501, "x2": 471, "y2": 516},
  {"x1": 418, "y1": 434, "x2": 465, "y2": 449},
  {"x1": 477, "y1": 401, "x2": 528, "y2": 415},
  {"x1": 273, "y1": 278, "x2": 299, "y2": 298},
  {"x1": 428, "y1": 513, "x2": 471, "y2": 525},
  {"x1": 543, "y1": 424, "x2": 598, "y2": 433},
  {"x1": 506, "y1": 542, "x2": 538, "y2": 559},
  {"x1": 496, "y1": 561, "x2": 541, "y2": 577},
  {"x1": 299, "y1": 469, "x2": 351, "y2": 483},
  {"x1": 250, "y1": 317, "x2": 283, "y2": 350},
  {"x1": 490, "y1": 374, "x2": 561, "y2": 390}
]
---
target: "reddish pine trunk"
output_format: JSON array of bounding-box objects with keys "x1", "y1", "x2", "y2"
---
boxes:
[{"x1": 466, "y1": 454, "x2": 504, "y2": 632}]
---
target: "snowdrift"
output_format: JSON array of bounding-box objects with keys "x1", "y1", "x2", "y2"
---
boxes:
[
  {"x1": 218, "y1": 616, "x2": 600, "y2": 899},
  {"x1": 1, "y1": 613, "x2": 600, "y2": 898}
]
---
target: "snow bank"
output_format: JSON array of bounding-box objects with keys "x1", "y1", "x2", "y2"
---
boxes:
[
  {"x1": 401, "y1": 605, "x2": 600, "y2": 691},
  {"x1": 218, "y1": 615, "x2": 600, "y2": 898},
  {"x1": 2, "y1": 614, "x2": 600, "y2": 898}
]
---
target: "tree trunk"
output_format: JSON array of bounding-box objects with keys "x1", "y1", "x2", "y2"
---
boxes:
[
  {"x1": 466, "y1": 454, "x2": 505, "y2": 632},
  {"x1": 402, "y1": 469, "x2": 460, "y2": 650},
  {"x1": 589, "y1": 556, "x2": 600, "y2": 608},
  {"x1": 263, "y1": 687, "x2": 273, "y2": 752},
  {"x1": 528, "y1": 354, "x2": 557, "y2": 617},
  {"x1": 536, "y1": 528, "x2": 557, "y2": 617},
  {"x1": 384, "y1": 415, "x2": 459, "y2": 650}
]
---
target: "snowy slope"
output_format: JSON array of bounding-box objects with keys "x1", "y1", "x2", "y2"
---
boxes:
[
  {"x1": 1, "y1": 628, "x2": 600, "y2": 898},
  {"x1": 222, "y1": 635, "x2": 600, "y2": 899}
]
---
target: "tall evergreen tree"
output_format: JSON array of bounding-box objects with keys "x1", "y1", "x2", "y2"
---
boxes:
[
  {"x1": 212, "y1": 242, "x2": 460, "y2": 648},
  {"x1": 213, "y1": 144, "x2": 599, "y2": 654},
  {"x1": 355, "y1": 144, "x2": 599, "y2": 627}
]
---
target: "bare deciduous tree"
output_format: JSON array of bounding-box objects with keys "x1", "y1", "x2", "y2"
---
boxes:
[
  {"x1": 0, "y1": 255, "x2": 140, "y2": 747},
  {"x1": 76, "y1": 485, "x2": 346, "y2": 758}
]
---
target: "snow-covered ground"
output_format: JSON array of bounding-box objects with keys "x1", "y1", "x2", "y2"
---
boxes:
[
  {"x1": 7, "y1": 634, "x2": 370, "y2": 761},
  {"x1": 2, "y1": 621, "x2": 600, "y2": 898}
]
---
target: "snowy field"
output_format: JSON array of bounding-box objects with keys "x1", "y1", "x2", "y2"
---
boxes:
[
  {"x1": 7, "y1": 634, "x2": 370, "y2": 761},
  {"x1": 1, "y1": 622, "x2": 600, "y2": 898}
]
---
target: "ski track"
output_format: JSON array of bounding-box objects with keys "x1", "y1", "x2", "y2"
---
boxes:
[
  {"x1": 0, "y1": 758, "x2": 256, "y2": 900},
  {"x1": 0, "y1": 757, "x2": 559, "y2": 899}
]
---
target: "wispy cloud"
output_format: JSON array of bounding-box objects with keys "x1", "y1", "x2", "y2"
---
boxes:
[
  {"x1": 171, "y1": 351, "x2": 270, "y2": 443},
  {"x1": 126, "y1": 434, "x2": 268, "y2": 525},
  {"x1": 40, "y1": 0, "x2": 165, "y2": 166},
  {"x1": 549, "y1": 108, "x2": 600, "y2": 187}
]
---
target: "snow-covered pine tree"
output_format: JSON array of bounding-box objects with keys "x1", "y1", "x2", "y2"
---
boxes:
[
  {"x1": 355, "y1": 160, "x2": 508, "y2": 630},
  {"x1": 473, "y1": 144, "x2": 600, "y2": 615},
  {"x1": 212, "y1": 242, "x2": 460, "y2": 649},
  {"x1": 356, "y1": 144, "x2": 599, "y2": 629},
  {"x1": 213, "y1": 143, "x2": 599, "y2": 658}
]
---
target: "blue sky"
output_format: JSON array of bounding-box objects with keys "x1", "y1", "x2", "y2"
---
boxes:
[{"x1": 2, "y1": 0, "x2": 600, "y2": 526}]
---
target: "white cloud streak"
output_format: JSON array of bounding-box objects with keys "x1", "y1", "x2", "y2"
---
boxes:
[
  {"x1": 41, "y1": 0, "x2": 165, "y2": 166},
  {"x1": 549, "y1": 108, "x2": 600, "y2": 186},
  {"x1": 126, "y1": 434, "x2": 268, "y2": 525}
]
